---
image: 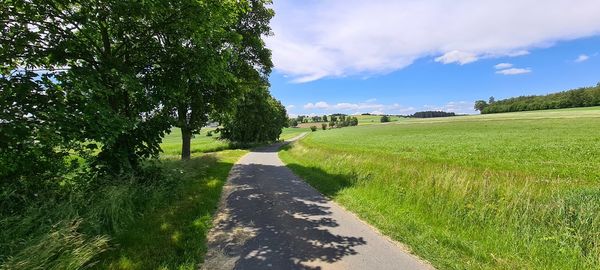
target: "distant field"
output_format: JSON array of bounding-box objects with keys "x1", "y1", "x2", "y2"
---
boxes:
[
  {"x1": 280, "y1": 107, "x2": 600, "y2": 269},
  {"x1": 161, "y1": 128, "x2": 231, "y2": 157},
  {"x1": 296, "y1": 115, "x2": 404, "y2": 128},
  {"x1": 160, "y1": 127, "x2": 306, "y2": 156},
  {"x1": 280, "y1": 127, "x2": 311, "y2": 140}
]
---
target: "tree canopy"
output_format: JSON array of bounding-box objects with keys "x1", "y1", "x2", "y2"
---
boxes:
[{"x1": 476, "y1": 84, "x2": 600, "y2": 114}]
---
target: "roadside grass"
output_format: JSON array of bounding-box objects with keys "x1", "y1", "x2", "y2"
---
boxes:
[
  {"x1": 95, "y1": 150, "x2": 247, "y2": 270},
  {"x1": 0, "y1": 149, "x2": 247, "y2": 270},
  {"x1": 280, "y1": 107, "x2": 600, "y2": 269}
]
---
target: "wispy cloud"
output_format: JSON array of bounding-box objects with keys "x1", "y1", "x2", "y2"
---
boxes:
[
  {"x1": 496, "y1": 68, "x2": 532, "y2": 75},
  {"x1": 302, "y1": 101, "x2": 414, "y2": 115},
  {"x1": 423, "y1": 101, "x2": 476, "y2": 114},
  {"x1": 435, "y1": 51, "x2": 479, "y2": 65},
  {"x1": 494, "y1": 63, "x2": 513, "y2": 69},
  {"x1": 574, "y1": 54, "x2": 590, "y2": 63},
  {"x1": 268, "y1": 0, "x2": 600, "y2": 82}
]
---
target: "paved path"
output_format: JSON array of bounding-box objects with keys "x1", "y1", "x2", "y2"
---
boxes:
[{"x1": 203, "y1": 134, "x2": 433, "y2": 270}]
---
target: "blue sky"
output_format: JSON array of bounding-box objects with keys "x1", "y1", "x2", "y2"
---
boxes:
[{"x1": 265, "y1": 0, "x2": 600, "y2": 116}]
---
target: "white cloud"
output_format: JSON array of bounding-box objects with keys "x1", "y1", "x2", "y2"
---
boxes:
[
  {"x1": 495, "y1": 68, "x2": 532, "y2": 75},
  {"x1": 268, "y1": 0, "x2": 600, "y2": 82},
  {"x1": 286, "y1": 104, "x2": 296, "y2": 109},
  {"x1": 494, "y1": 63, "x2": 513, "y2": 69},
  {"x1": 435, "y1": 50, "x2": 478, "y2": 65},
  {"x1": 304, "y1": 101, "x2": 330, "y2": 109},
  {"x1": 370, "y1": 110, "x2": 385, "y2": 115},
  {"x1": 575, "y1": 54, "x2": 590, "y2": 62},
  {"x1": 303, "y1": 100, "x2": 415, "y2": 115}
]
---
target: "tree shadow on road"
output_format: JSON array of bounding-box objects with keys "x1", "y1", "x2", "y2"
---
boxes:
[{"x1": 204, "y1": 159, "x2": 366, "y2": 269}]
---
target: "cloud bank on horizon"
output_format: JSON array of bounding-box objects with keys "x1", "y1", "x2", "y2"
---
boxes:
[{"x1": 267, "y1": 0, "x2": 600, "y2": 83}]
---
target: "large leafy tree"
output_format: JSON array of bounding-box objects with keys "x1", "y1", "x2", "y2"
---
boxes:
[
  {"x1": 218, "y1": 87, "x2": 288, "y2": 143},
  {"x1": 2, "y1": 0, "x2": 182, "y2": 172},
  {"x1": 162, "y1": 0, "x2": 275, "y2": 160}
]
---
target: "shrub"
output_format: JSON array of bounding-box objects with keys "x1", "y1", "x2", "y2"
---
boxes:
[
  {"x1": 310, "y1": 126, "x2": 318, "y2": 132},
  {"x1": 380, "y1": 115, "x2": 390, "y2": 122},
  {"x1": 321, "y1": 123, "x2": 327, "y2": 130}
]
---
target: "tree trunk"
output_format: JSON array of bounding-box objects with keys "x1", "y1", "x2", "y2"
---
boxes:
[{"x1": 181, "y1": 127, "x2": 192, "y2": 160}]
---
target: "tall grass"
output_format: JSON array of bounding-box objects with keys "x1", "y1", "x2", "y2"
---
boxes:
[
  {"x1": 280, "y1": 107, "x2": 600, "y2": 269},
  {"x1": 0, "y1": 150, "x2": 247, "y2": 270}
]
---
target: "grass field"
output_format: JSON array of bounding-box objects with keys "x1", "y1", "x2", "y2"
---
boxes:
[
  {"x1": 161, "y1": 127, "x2": 306, "y2": 157},
  {"x1": 296, "y1": 114, "x2": 404, "y2": 128},
  {"x1": 280, "y1": 106, "x2": 600, "y2": 269}
]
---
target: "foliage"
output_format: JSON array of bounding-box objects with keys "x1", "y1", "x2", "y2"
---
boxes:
[
  {"x1": 410, "y1": 111, "x2": 456, "y2": 118},
  {"x1": 322, "y1": 123, "x2": 328, "y2": 130},
  {"x1": 380, "y1": 115, "x2": 390, "y2": 122},
  {"x1": 1, "y1": 0, "x2": 278, "y2": 268},
  {"x1": 162, "y1": 0, "x2": 275, "y2": 160},
  {"x1": 0, "y1": 146, "x2": 246, "y2": 269},
  {"x1": 479, "y1": 84, "x2": 600, "y2": 114},
  {"x1": 474, "y1": 100, "x2": 488, "y2": 111},
  {"x1": 281, "y1": 107, "x2": 600, "y2": 269},
  {"x1": 289, "y1": 118, "x2": 299, "y2": 127},
  {"x1": 310, "y1": 126, "x2": 317, "y2": 132},
  {"x1": 218, "y1": 87, "x2": 288, "y2": 143}
]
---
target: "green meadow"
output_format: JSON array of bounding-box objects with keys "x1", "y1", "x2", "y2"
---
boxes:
[{"x1": 280, "y1": 106, "x2": 600, "y2": 269}]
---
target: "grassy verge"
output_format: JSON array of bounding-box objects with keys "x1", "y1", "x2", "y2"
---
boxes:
[
  {"x1": 280, "y1": 127, "x2": 311, "y2": 140},
  {"x1": 0, "y1": 150, "x2": 247, "y2": 270},
  {"x1": 279, "y1": 107, "x2": 600, "y2": 269}
]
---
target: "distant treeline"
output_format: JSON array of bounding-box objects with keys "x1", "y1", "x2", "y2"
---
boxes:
[
  {"x1": 410, "y1": 111, "x2": 456, "y2": 118},
  {"x1": 476, "y1": 83, "x2": 600, "y2": 114}
]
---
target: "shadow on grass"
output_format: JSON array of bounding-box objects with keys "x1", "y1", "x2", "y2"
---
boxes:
[
  {"x1": 205, "y1": 145, "x2": 365, "y2": 269},
  {"x1": 94, "y1": 154, "x2": 236, "y2": 270},
  {"x1": 278, "y1": 145, "x2": 359, "y2": 198}
]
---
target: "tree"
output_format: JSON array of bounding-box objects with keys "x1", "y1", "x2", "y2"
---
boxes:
[
  {"x1": 474, "y1": 100, "x2": 488, "y2": 112},
  {"x1": 380, "y1": 115, "x2": 390, "y2": 122},
  {"x1": 350, "y1": 117, "x2": 359, "y2": 126},
  {"x1": 488, "y1": 96, "x2": 496, "y2": 104},
  {"x1": 310, "y1": 126, "x2": 317, "y2": 132},
  {"x1": 321, "y1": 123, "x2": 328, "y2": 130},
  {"x1": 289, "y1": 119, "x2": 298, "y2": 127},
  {"x1": 163, "y1": 0, "x2": 275, "y2": 160},
  {"x1": 322, "y1": 115, "x2": 328, "y2": 122},
  {"x1": 218, "y1": 87, "x2": 287, "y2": 143},
  {"x1": 2, "y1": 0, "x2": 182, "y2": 172}
]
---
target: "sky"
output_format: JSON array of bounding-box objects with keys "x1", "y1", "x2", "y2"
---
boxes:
[{"x1": 265, "y1": 0, "x2": 600, "y2": 116}]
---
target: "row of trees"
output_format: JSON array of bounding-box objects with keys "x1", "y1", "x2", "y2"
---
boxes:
[
  {"x1": 293, "y1": 114, "x2": 329, "y2": 124},
  {"x1": 474, "y1": 84, "x2": 600, "y2": 114},
  {"x1": 290, "y1": 114, "x2": 359, "y2": 128},
  {"x1": 1, "y1": 0, "x2": 284, "y2": 200},
  {"x1": 410, "y1": 111, "x2": 456, "y2": 118}
]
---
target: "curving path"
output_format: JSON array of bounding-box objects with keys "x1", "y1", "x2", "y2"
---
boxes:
[{"x1": 202, "y1": 133, "x2": 433, "y2": 270}]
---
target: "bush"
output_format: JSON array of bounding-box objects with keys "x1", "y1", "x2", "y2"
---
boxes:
[
  {"x1": 321, "y1": 123, "x2": 328, "y2": 130},
  {"x1": 310, "y1": 126, "x2": 317, "y2": 132},
  {"x1": 380, "y1": 115, "x2": 390, "y2": 122},
  {"x1": 206, "y1": 131, "x2": 213, "y2": 137}
]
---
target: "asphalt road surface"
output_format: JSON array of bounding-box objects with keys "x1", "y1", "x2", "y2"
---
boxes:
[{"x1": 203, "y1": 133, "x2": 433, "y2": 270}]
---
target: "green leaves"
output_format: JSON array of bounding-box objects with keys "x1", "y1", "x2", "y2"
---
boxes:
[{"x1": 218, "y1": 87, "x2": 288, "y2": 144}]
